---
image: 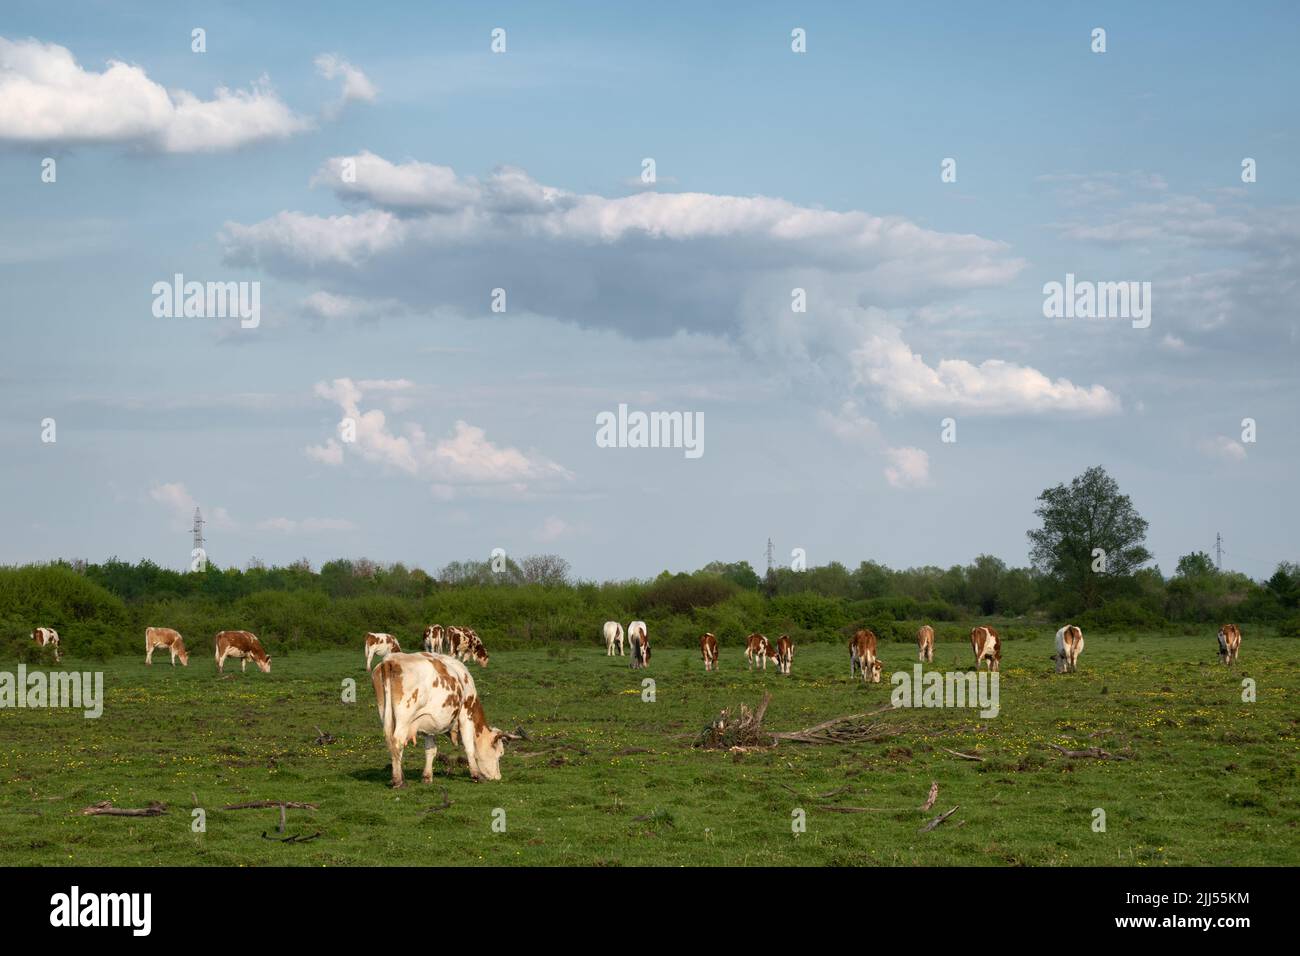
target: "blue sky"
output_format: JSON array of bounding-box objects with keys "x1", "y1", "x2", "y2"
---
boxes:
[{"x1": 2, "y1": 1, "x2": 1296, "y2": 580}]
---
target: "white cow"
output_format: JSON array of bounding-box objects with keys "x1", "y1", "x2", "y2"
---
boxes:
[
  {"x1": 628, "y1": 621, "x2": 649, "y2": 669},
  {"x1": 603, "y1": 620, "x2": 625, "y2": 656},
  {"x1": 1054, "y1": 624, "x2": 1084, "y2": 673},
  {"x1": 32, "y1": 627, "x2": 61, "y2": 662},
  {"x1": 371, "y1": 652, "x2": 512, "y2": 786}
]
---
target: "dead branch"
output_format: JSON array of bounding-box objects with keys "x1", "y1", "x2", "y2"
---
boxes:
[
  {"x1": 920, "y1": 780, "x2": 939, "y2": 811},
  {"x1": 421, "y1": 789, "x2": 453, "y2": 814},
  {"x1": 261, "y1": 831, "x2": 322, "y2": 843},
  {"x1": 80, "y1": 801, "x2": 166, "y2": 817},
  {"x1": 221, "y1": 800, "x2": 318, "y2": 810},
  {"x1": 313, "y1": 726, "x2": 336, "y2": 745},
  {"x1": 695, "y1": 693, "x2": 774, "y2": 749},
  {"x1": 919, "y1": 805, "x2": 959, "y2": 833},
  {"x1": 1047, "y1": 744, "x2": 1130, "y2": 761},
  {"x1": 815, "y1": 805, "x2": 892, "y2": 813},
  {"x1": 940, "y1": 746, "x2": 985, "y2": 762}
]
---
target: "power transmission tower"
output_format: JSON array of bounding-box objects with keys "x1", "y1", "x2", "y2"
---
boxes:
[
  {"x1": 192, "y1": 507, "x2": 205, "y2": 559},
  {"x1": 765, "y1": 537, "x2": 775, "y2": 576},
  {"x1": 1214, "y1": 532, "x2": 1222, "y2": 571}
]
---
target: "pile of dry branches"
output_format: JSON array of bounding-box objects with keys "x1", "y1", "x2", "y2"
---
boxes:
[{"x1": 695, "y1": 694, "x2": 899, "y2": 750}]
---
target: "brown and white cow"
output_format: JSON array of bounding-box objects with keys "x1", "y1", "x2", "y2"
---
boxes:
[
  {"x1": 422, "y1": 624, "x2": 445, "y2": 654},
  {"x1": 1054, "y1": 624, "x2": 1084, "y2": 673},
  {"x1": 916, "y1": 624, "x2": 935, "y2": 663},
  {"x1": 145, "y1": 627, "x2": 189, "y2": 667},
  {"x1": 1217, "y1": 623, "x2": 1242, "y2": 666},
  {"x1": 774, "y1": 635, "x2": 794, "y2": 675},
  {"x1": 364, "y1": 632, "x2": 402, "y2": 671},
  {"x1": 971, "y1": 626, "x2": 1001, "y2": 673},
  {"x1": 603, "y1": 621, "x2": 625, "y2": 656},
  {"x1": 700, "y1": 632, "x2": 719, "y2": 671},
  {"x1": 744, "y1": 632, "x2": 770, "y2": 671},
  {"x1": 628, "y1": 621, "x2": 649, "y2": 669},
  {"x1": 849, "y1": 628, "x2": 882, "y2": 683},
  {"x1": 32, "y1": 627, "x2": 61, "y2": 662},
  {"x1": 214, "y1": 630, "x2": 271, "y2": 674},
  {"x1": 445, "y1": 626, "x2": 489, "y2": 667},
  {"x1": 371, "y1": 652, "x2": 512, "y2": 786}
]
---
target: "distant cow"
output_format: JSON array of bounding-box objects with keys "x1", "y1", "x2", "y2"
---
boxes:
[
  {"x1": 629, "y1": 621, "x2": 650, "y2": 669},
  {"x1": 32, "y1": 627, "x2": 61, "y2": 662},
  {"x1": 364, "y1": 632, "x2": 402, "y2": 671},
  {"x1": 604, "y1": 621, "x2": 625, "y2": 656},
  {"x1": 371, "y1": 652, "x2": 512, "y2": 786},
  {"x1": 1054, "y1": 625, "x2": 1084, "y2": 673},
  {"x1": 422, "y1": 625, "x2": 445, "y2": 654},
  {"x1": 214, "y1": 630, "x2": 271, "y2": 674},
  {"x1": 1217, "y1": 624, "x2": 1242, "y2": 666},
  {"x1": 774, "y1": 635, "x2": 794, "y2": 675},
  {"x1": 445, "y1": 626, "x2": 489, "y2": 667},
  {"x1": 145, "y1": 627, "x2": 189, "y2": 667},
  {"x1": 971, "y1": 626, "x2": 1001, "y2": 673},
  {"x1": 917, "y1": 624, "x2": 935, "y2": 663},
  {"x1": 850, "y1": 628, "x2": 882, "y2": 683},
  {"x1": 700, "y1": 632, "x2": 719, "y2": 671},
  {"x1": 745, "y1": 633, "x2": 770, "y2": 671}
]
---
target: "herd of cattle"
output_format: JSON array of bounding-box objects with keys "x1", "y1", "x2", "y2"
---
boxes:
[{"x1": 26, "y1": 619, "x2": 1247, "y2": 786}]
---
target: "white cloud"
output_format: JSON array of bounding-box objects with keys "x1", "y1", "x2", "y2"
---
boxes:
[
  {"x1": 817, "y1": 401, "x2": 880, "y2": 444},
  {"x1": 305, "y1": 377, "x2": 573, "y2": 496},
  {"x1": 0, "y1": 36, "x2": 311, "y2": 152},
  {"x1": 535, "y1": 516, "x2": 572, "y2": 542},
  {"x1": 852, "y1": 325, "x2": 1121, "y2": 417},
  {"x1": 1198, "y1": 435, "x2": 1247, "y2": 462},
  {"x1": 314, "y1": 53, "x2": 377, "y2": 108},
  {"x1": 883, "y1": 447, "x2": 931, "y2": 488}
]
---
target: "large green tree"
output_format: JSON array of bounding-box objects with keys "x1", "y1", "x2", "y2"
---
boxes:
[{"x1": 1027, "y1": 465, "x2": 1151, "y2": 610}]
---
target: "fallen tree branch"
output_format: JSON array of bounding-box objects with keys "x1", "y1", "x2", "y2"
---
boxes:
[
  {"x1": 815, "y1": 805, "x2": 892, "y2": 813},
  {"x1": 940, "y1": 747, "x2": 985, "y2": 762},
  {"x1": 1047, "y1": 744, "x2": 1130, "y2": 761},
  {"x1": 221, "y1": 801, "x2": 318, "y2": 811},
  {"x1": 919, "y1": 805, "x2": 959, "y2": 833},
  {"x1": 261, "y1": 831, "x2": 322, "y2": 843},
  {"x1": 920, "y1": 781, "x2": 939, "y2": 812},
  {"x1": 313, "y1": 726, "x2": 336, "y2": 745},
  {"x1": 421, "y1": 789, "x2": 453, "y2": 814},
  {"x1": 80, "y1": 801, "x2": 166, "y2": 817}
]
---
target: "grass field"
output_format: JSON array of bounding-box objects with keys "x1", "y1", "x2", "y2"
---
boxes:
[{"x1": 0, "y1": 633, "x2": 1296, "y2": 866}]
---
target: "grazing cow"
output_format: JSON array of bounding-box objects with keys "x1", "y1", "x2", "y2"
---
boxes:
[
  {"x1": 628, "y1": 621, "x2": 649, "y2": 669},
  {"x1": 744, "y1": 633, "x2": 770, "y2": 671},
  {"x1": 422, "y1": 625, "x2": 445, "y2": 654},
  {"x1": 364, "y1": 632, "x2": 402, "y2": 671},
  {"x1": 849, "y1": 629, "x2": 882, "y2": 683},
  {"x1": 774, "y1": 635, "x2": 794, "y2": 675},
  {"x1": 603, "y1": 621, "x2": 625, "y2": 656},
  {"x1": 917, "y1": 624, "x2": 935, "y2": 663},
  {"x1": 445, "y1": 626, "x2": 489, "y2": 667},
  {"x1": 971, "y1": 626, "x2": 1001, "y2": 673},
  {"x1": 700, "y1": 632, "x2": 719, "y2": 671},
  {"x1": 371, "y1": 652, "x2": 512, "y2": 786},
  {"x1": 1054, "y1": 624, "x2": 1084, "y2": 673},
  {"x1": 214, "y1": 630, "x2": 271, "y2": 674},
  {"x1": 1217, "y1": 624, "x2": 1242, "y2": 666},
  {"x1": 32, "y1": 627, "x2": 61, "y2": 662},
  {"x1": 145, "y1": 627, "x2": 189, "y2": 667}
]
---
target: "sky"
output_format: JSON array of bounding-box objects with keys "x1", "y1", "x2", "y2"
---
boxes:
[{"x1": 1, "y1": 1, "x2": 1296, "y2": 581}]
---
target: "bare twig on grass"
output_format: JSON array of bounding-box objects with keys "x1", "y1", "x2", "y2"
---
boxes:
[
  {"x1": 919, "y1": 806, "x2": 960, "y2": 833},
  {"x1": 313, "y1": 726, "x2": 336, "y2": 745},
  {"x1": 920, "y1": 781, "x2": 939, "y2": 811},
  {"x1": 421, "y1": 789, "x2": 453, "y2": 814},
  {"x1": 940, "y1": 747, "x2": 985, "y2": 762},
  {"x1": 261, "y1": 831, "x2": 321, "y2": 843},
  {"x1": 1047, "y1": 744, "x2": 1130, "y2": 761},
  {"x1": 80, "y1": 801, "x2": 166, "y2": 817},
  {"x1": 815, "y1": 805, "x2": 892, "y2": 813},
  {"x1": 221, "y1": 800, "x2": 319, "y2": 810},
  {"x1": 697, "y1": 696, "x2": 900, "y2": 750}
]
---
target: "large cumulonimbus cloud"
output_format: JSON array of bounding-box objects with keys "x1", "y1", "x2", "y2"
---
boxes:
[{"x1": 0, "y1": 36, "x2": 373, "y2": 153}]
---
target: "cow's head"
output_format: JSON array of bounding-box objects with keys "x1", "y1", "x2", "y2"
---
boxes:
[
  {"x1": 177, "y1": 644, "x2": 190, "y2": 666},
  {"x1": 869, "y1": 659, "x2": 883, "y2": 683},
  {"x1": 257, "y1": 656, "x2": 271, "y2": 673},
  {"x1": 473, "y1": 727, "x2": 513, "y2": 781},
  {"x1": 473, "y1": 645, "x2": 490, "y2": 668}
]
